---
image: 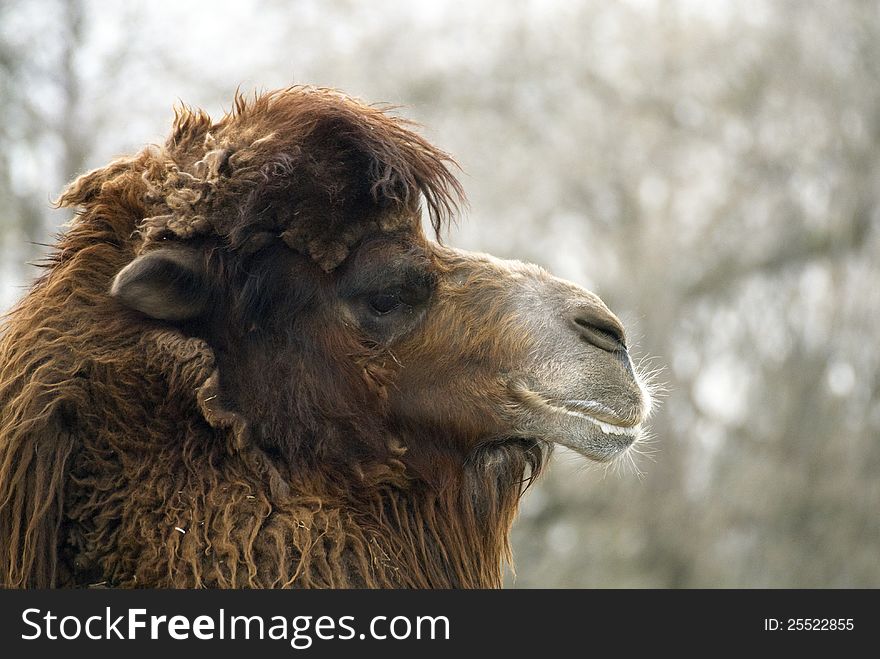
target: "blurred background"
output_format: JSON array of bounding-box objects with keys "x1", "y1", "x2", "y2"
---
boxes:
[{"x1": 1, "y1": 0, "x2": 878, "y2": 587}]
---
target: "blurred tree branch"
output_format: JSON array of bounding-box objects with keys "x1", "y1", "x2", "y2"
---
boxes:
[{"x1": 682, "y1": 203, "x2": 873, "y2": 299}]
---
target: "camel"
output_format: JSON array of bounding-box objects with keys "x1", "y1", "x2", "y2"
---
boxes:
[{"x1": 0, "y1": 87, "x2": 653, "y2": 587}]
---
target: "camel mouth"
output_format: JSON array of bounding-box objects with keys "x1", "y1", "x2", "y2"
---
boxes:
[
  {"x1": 547, "y1": 398, "x2": 642, "y2": 449},
  {"x1": 554, "y1": 399, "x2": 641, "y2": 430},
  {"x1": 513, "y1": 387, "x2": 647, "y2": 462}
]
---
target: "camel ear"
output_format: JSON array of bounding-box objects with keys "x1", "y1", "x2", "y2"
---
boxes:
[{"x1": 111, "y1": 247, "x2": 209, "y2": 321}]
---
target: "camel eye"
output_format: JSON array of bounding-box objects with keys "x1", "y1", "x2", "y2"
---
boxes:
[{"x1": 368, "y1": 292, "x2": 403, "y2": 315}]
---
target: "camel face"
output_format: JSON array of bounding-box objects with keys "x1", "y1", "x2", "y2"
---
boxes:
[{"x1": 363, "y1": 240, "x2": 653, "y2": 463}]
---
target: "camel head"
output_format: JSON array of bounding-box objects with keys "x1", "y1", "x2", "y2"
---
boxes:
[{"x1": 105, "y1": 87, "x2": 653, "y2": 474}]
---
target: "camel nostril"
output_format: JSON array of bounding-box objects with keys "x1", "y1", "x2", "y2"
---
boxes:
[{"x1": 571, "y1": 312, "x2": 627, "y2": 354}]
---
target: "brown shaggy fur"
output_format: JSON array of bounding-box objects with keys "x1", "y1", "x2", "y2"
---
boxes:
[{"x1": 0, "y1": 87, "x2": 548, "y2": 588}]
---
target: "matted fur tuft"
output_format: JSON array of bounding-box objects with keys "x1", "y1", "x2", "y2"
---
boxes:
[{"x1": 103, "y1": 86, "x2": 466, "y2": 270}]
